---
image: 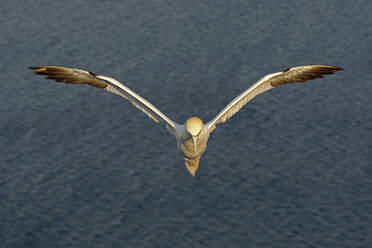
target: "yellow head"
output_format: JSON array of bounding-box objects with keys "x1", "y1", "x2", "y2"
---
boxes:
[{"x1": 185, "y1": 117, "x2": 203, "y2": 136}]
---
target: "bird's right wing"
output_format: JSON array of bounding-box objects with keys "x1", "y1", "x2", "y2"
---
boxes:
[
  {"x1": 206, "y1": 65, "x2": 343, "y2": 131},
  {"x1": 29, "y1": 66, "x2": 177, "y2": 131}
]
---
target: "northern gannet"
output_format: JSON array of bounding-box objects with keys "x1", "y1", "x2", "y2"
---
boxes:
[{"x1": 29, "y1": 65, "x2": 343, "y2": 177}]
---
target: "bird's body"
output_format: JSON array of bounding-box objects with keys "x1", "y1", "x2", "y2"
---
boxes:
[
  {"x1": 174, "y1": 121, "x2": 210, "y2": 177},
  {"x1": 29, "y1": 65, "x2": 343, "y2": 177}
]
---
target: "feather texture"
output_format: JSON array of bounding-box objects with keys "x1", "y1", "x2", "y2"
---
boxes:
[
  {"x1": 207, "y1": 65, "x2": 343, "y2": 130},
  {"x1": 29, "y1": 66, "x2": 176, "y2": 129},
  {"x1": 29, "y1": 66, "x2": 108, "y2": 88}
]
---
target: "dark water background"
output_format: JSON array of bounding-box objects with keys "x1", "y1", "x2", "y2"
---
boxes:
[{"x1": 1, "y1": 0, "x2": 372, "y2": 247}]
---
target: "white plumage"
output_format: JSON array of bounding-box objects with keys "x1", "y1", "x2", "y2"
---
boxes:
[{"x1": 29, "y1": 65, "x2": 342, "y2": 177}]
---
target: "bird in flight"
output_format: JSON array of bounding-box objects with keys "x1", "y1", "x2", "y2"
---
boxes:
[{"x1": 29, "y1": 65, "x2": 342, "y2": 177}]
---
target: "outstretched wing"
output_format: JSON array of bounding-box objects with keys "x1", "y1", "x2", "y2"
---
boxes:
[
  {"x1": 206, "y1": 65, "x2": 343, "y2": 131},
  {"x1": 29, "y1": 66, "x2": 176, "y2": 130}
]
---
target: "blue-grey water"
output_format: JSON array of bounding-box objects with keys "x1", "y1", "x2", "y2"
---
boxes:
[{"x1": 1, "y1": 0, "x2": 372, "y2": 247}]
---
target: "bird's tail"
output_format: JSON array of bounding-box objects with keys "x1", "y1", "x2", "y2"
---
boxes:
[{"x1": 184, "y1": 157, "x2": 200, "y2": 177}]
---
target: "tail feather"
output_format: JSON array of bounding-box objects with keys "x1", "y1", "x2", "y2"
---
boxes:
[{"x1": 184, "y1": 157, "x2": 200, "y2": 177}]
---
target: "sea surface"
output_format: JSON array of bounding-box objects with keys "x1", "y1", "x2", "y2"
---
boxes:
[{"x1": 1, "y1": 0, "x2": 372, "y2": 247}]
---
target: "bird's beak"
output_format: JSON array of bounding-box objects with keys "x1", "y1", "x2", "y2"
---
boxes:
[{"x1": 192, "y1": 136, "x2": 198, "y2": 157}]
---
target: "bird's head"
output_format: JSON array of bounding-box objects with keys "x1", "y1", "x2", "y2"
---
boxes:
[
  {"x1": 185, "y1": 117, "x2": 203, "y2": 137},
  {"x1": 185, "y1": 117, "x2": 203, "y2": 157}
]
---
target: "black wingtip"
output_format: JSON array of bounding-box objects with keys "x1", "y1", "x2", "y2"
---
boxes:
[
  {"x1": 88, "y1": 71, "x2": 98, "y2": 77},
  {"x1": 327, "y1": 66, "x2": 343, "y2": 73},
  {"x1": 29, "y1": 66, "x2": 40, "y2": 70}
]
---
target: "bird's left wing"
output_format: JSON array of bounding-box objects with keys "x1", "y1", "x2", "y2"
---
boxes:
[
  {"x1": 206, "y1": 65, "x2": 343, "y2": 131},
  {"x1": 29, "y1": 66, "x2": 176, "y2": 130}
]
